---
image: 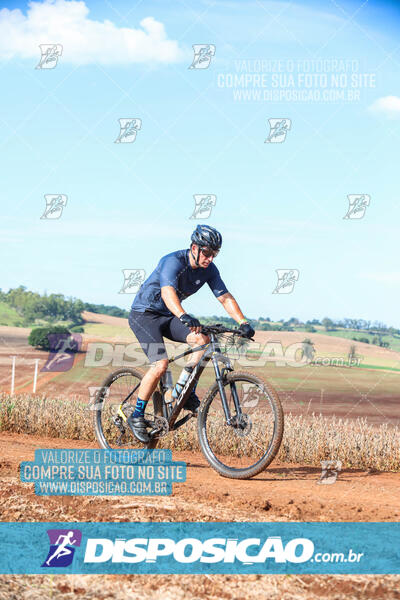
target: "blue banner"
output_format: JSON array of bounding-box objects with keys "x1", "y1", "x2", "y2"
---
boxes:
[{"x1": 0, "y1": 522, "x2": 399, "y2": 574}]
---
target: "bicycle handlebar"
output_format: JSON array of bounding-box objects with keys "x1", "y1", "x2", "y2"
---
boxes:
[{"x1": 200, "y1": 323, "x2": 253, "y2": 339}]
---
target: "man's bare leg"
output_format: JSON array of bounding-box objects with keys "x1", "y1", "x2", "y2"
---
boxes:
[
  {"x1": 137, "y1": 333, "x2": 209, "y2": 401},
  {"x1": 185, "y1": 332, "x2": 210, "y2": 367},
  {"x1": 136, "y1": 358, "x2": 168, "y2": 401}
]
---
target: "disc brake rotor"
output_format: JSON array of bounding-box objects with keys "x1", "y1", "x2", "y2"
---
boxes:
[{"x1": 232, "y1": 413, "x2": 252, "y2": 438}]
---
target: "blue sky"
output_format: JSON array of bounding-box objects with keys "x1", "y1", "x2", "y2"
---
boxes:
[{"x1": 1, "y1": 0, "x2": 400, "y2": 325}]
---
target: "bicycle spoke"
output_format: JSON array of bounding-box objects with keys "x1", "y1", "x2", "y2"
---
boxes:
[
  {"x1": 243, "y1": 432, "x2": 267, "y2": 454},
  {"x1": 199, "y1": 373, "x2": 283, "y2": 478},
  {"x1": 95, "y1": 369, "x2": 158, "y2": 450}
]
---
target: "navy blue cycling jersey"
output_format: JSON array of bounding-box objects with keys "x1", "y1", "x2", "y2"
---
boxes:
[{"x1": 131, "y1": 249, "x2": 229, "y2": 316}]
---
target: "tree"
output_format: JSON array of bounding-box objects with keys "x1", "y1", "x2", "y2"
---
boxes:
[
  {"x1": 287, "y1": 317, "x2": 300, "y2": 326},
  {"x1": 322, "y1": 317, "x2": 335, "y2": 331},
  {"x1": 28, "y1": 326, "x2": 73, "y2": 351}
]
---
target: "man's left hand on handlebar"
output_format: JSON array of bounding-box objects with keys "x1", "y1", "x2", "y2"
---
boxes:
[{"x1": 238, "y1": 321, "x2": 255, "y2": 339}]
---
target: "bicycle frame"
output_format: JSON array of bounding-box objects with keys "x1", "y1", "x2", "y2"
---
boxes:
[
  {"x1": 96, "y1": 325, "x2": 284, "y2": 478},
  {"x1": 160, "y1": 330, "x2": 241, "y2": 430}
]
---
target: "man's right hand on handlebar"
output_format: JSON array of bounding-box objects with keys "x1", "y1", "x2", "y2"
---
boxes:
[
  {"x1": 180, "y1": 312, "x2": 202, "y2": 334},
  {"x1": 238, "y1": 321, "x2": 255, "y2": 339}
]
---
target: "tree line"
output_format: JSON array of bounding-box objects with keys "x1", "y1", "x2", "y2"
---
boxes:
[
  {"x1": 1, "y1": 287, "x2": 398, "y2": 341},
  {"x1": 0, "y1": 286, "x2": 129, "y2": 326}
]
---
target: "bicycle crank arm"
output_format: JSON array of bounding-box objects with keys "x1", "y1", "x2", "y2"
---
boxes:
[{"x1": 172, "y1": 413, "x2": 193, "y2": 430}]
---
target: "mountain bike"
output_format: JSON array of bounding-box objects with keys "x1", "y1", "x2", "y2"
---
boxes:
[{"x1": 93, "y1": 324, "x2": 284, "y2": 479}]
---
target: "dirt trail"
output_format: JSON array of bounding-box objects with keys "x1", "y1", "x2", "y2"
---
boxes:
[
  {"x1": 1, "y1": 432, "x2": 399, "y2": 599},
  {"x1": 0, "y1": 432, "x2": 399, "y2": 523}
]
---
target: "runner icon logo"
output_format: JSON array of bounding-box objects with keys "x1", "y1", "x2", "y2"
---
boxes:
[
  {"x1": 119, "y1": 269, "x2": 146, "y2": 294},
  {"x1": 114, "y1": 118, "x2": 142, "y2": 144},
  {"x1": 42, "y1": 529, "x2": 82, "y2": 568},
  {"x1": 190, "y1": 194, "x2": 217, "y2": 219},
  {"x1": 272, "y1": 269, "x2": 299, "y2": 294},
  {"x1": 343, "y1": 194, "x2": 370, "y2": 219},
  {"x1": 36, "y1": 44, "x2": 63, "y2": 69},
  {"x1": 265, "y1": 119, "x2": 291, "y2": 143},
  {"x1": 189, "y1": 45, "x2": 216, "y2": 69},
  {"x1": 41, "y1": 333, "x2": 82, "y2": 373},
  {"x1": 40, "y1": 194, "x2": 67, "y2": 220}
]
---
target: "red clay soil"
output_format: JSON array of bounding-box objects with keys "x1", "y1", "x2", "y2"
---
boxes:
[
  {"x1": 0, "y1": 431, "x2": 399, "y2": 523},
  {"x1": 1, "y1": 432, "x2": 399, "y2": 599}
]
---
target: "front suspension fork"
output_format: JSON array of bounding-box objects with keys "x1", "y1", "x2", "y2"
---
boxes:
[{"x1": 213, "y1": 357, "x2": 243, "y2": 425}]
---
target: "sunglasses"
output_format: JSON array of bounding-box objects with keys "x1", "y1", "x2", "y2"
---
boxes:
[{"x1": 200, "y1": 247, "x2": 219, "y2": 258}]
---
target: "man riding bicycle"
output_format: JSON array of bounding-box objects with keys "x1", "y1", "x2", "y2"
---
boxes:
[{"x1": 128, "y1": 224, "x2": 255, "y2": 443}]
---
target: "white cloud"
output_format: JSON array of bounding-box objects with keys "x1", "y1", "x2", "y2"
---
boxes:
[
  {"x1": 368, "y1": 96, "x2": 400, "y2": 119},
  {"x1": 0, "y1": 0, "x2": 184, "y2": 65}
]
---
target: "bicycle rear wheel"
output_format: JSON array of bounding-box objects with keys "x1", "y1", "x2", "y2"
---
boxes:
[
  {"x1": 93, "y1": 367, "x2": 160, "y2": 450},
  {"x1": 198, "y1": 371, "x2": 284, "y2": 479}
]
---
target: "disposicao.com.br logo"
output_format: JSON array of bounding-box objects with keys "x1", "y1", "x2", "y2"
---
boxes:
[
  {"x1": 42, "y1": 529, "x2": 82, "y2": 567},
  {"x1": 37, "y1": 528, "x2": 365, "y2": 573},
  {"x1": 82, "y1": 536, "x2": 361, "y2": 565}
]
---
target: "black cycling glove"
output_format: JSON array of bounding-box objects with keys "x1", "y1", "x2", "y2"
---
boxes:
[
  {"x1": 180, "y1": 313, "x2": 201, "y2": 328},
  {"x1": 238, "y1": 322, "x2": 255, "y2": 339}
]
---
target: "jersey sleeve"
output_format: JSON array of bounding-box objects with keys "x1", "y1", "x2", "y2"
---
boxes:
[
  {"x1": 207, "y1": 264, "x2": 229, "y2": 298},
  {"x1": 159, "y1": 256, "x2": 185, "y2": 290}
]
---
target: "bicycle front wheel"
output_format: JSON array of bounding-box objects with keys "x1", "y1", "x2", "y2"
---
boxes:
[
  {"x1": 94, "y1": 367, "x2": 160, "y2": 450},
  {"x1": 198, "y1": 371, "x2": 284, "y2": 479}
]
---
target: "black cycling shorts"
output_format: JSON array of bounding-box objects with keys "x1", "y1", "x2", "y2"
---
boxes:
[{"x1": 128, "y1": 309, "x2": 191, "y2": 363}]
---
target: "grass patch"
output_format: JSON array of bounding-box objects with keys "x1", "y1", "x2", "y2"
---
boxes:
[
  {"x1": 1, "y1": 393, "x2": 399, "y2": 471},
  {"x1": 311, "y1": 328, "x2": 400, "y2": 352},
  {"x1": 0, "y1": 302, "x2": 24, "y2": 327},
  {"x1": 82, "y1": 323, "x2": 132, "y2": 340}
]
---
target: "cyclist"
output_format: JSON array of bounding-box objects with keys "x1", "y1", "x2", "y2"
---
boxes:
[{"x1": 128, "y1": 224, "x2": 255, "y2": 443}]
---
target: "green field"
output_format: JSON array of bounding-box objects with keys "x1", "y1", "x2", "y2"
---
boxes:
[
  {"x1": 82, "y1": 322, "x2": 132, "y2": 340},
  {"x1": 259, "y1": 323, "x2": 400, "y2": 352},
  {"x1": 312, "y1": 328, "x2": 400, "y2": 352},
  {"x1": 0, "y1": 302, "x2": 24, "y2": 327}
]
